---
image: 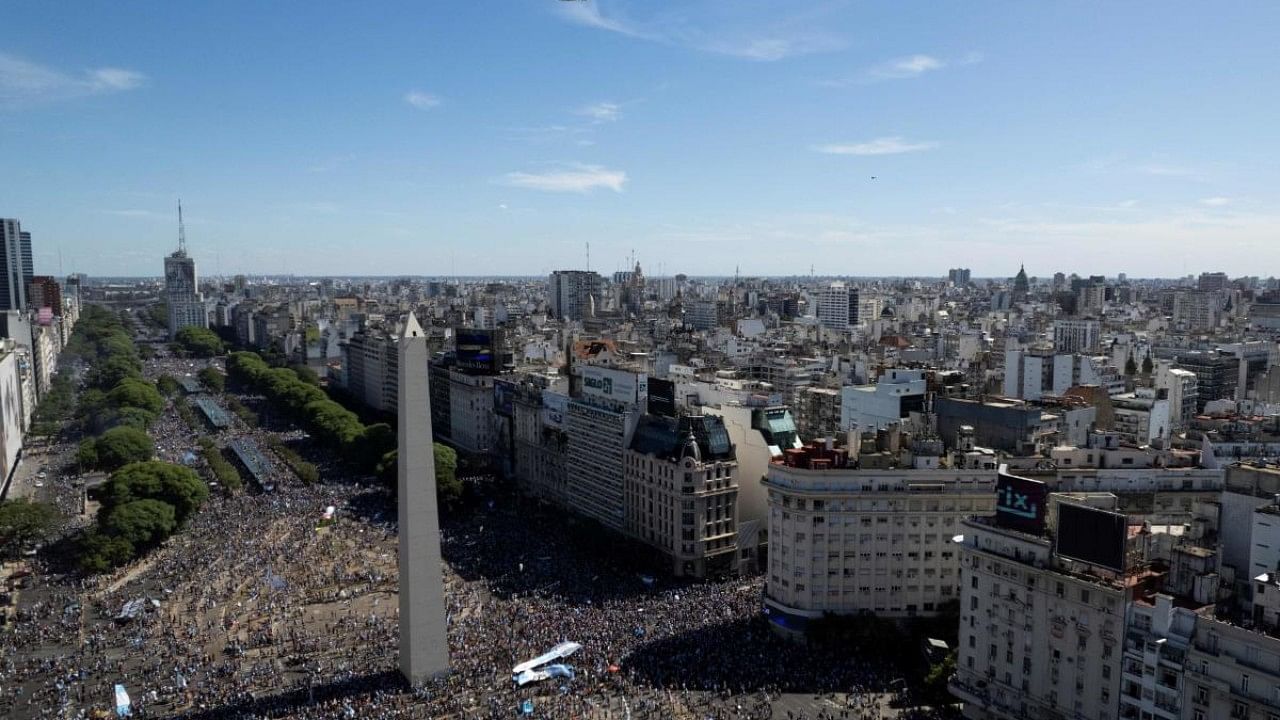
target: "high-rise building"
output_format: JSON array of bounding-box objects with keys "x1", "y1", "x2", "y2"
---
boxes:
[
  {"x1": 547, "y1": 270, "x2": 603, "y2": 321},
  {"x1": 1198, "y1": 271, "x2": 1229, "y2": 292},
  {"x1": 0, "y1": 219, "x2": 34, "y2": 312},
  {"x1": 164, "y1": 203, "x2": 207, "y2": 339},
  {"x1": 27, "y1": 276, "x2": 62, "y2": 315},
  {"x1": 816, "y1": 282, "x2": 858, "y2": 329},
  {"x1": 762, "y1": 438, "x2": 997, "y2": 633},
  {"x1": 948, "y1": 268, "x2": 972, "y2": 286},
  {"x1": 1053, "y1": 318, "x2": 1101, "y2": 354}
]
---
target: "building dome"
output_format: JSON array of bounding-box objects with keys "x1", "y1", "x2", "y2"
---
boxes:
[{"x1": 680, "y1": 431, "x2": 701, "y2": 463}]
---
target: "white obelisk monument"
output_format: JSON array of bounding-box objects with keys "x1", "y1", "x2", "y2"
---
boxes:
[{"x1": 398, "y1": 312, "x2": 450, "y2": 683}]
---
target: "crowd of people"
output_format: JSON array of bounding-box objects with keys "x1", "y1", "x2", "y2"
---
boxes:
[{"x1": 0, "y1": 349, "x2": 962, "y2": 720}]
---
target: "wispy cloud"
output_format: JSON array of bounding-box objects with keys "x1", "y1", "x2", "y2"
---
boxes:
[
  {"x1": 814, "y1": 136, "x2": 939, "y2": 156},
  {"x1": 1200, "y1": 196, "x2": 1232, "y2": 207},
  {"x1": 576, "y1": 101, "x2": 622, "y2": 123},
  {"x1": 554, "y1": 1, "x2": 844, "y2": 61},
  {"x1": 822, "y1": 51, "x2": 981, "y2": 86},
  {"x1": 501, "y1": 164, "x2": 627, "y2": 193},
  {"x1": 403, "y1": 90, "x2": 441, "y2": 110},
  {"x1": 866, "y1": 54, "x2": 944, "y2": 80},
  {"x1": 1081, "y1": 154, "x2": 1209, "y2": 181},
  {"x1": 0, "y1": 53, "x2": 146, "y2": 107}
]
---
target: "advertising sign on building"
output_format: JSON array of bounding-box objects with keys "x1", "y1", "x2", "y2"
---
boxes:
[
  {"x1": 1056, "y1": 502, "x2": 1128, "y2": 573},
  {"x1": 581, "y1": 366, "x2": 647, "y2": 405},
  {"x1": 648, "y1": 377, "x2": 676, "y2": 417},
  {"x1": 995, "y1": 465, "x2": 1047, "y2": 534},
  {"x1": 455, "y1": 328, "x2": 502, "y2": 373}
]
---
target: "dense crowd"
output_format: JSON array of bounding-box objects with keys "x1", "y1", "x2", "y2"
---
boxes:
[{"x1": 1, "y1": 350, "x2": 961, "y2": 720}]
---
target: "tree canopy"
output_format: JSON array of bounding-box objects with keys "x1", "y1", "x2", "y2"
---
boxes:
[
  {"x1": 101, "y1": 461, "x2": 209, "y2": 524},
  {"x1": 175, "y1": 326, "x2": 225, "y2": 357},
  {"x1": 108, "y1": 377, "x2": 165, "y2": 417},
  {"x1": 377, "y1": 444, "x2": 462, "y2": 506},
  {"x1": 91, "y1": 426, "x2": 156, "y2": 471},
  {"x1": 198, "y1": 366, "x2": 225, "y2": 393},
  {"x1": 103, "y1": 499, "x2": 177, "y2": 548},
  {"x1": 0, "y1": 498, "x2": 60, "y2": 556}
]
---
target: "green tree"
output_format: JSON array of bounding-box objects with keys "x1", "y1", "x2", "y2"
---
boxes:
[
  {"x1": 79, "y1": 529, "x2": 135, "y2": 573},
  {"x1": 923, "y1": 651, "x2": 957, "y2": 704},
  {"x1": 197, "y1": 366, "x2": 225, "y2": 393},
  {"x1": 102, "y1": 461, "x2": 208, "y2": 524},
  {"x1": 76, "y1": 438, "x2": 100, "y2": 469},
  {"x1": 108, "y1": 377, "x2": 165, "y2": 416},
  {"x1": 155, "y1": 374, "x2": 181, "y2": 397},
  {"x1": 103, "y1": 499, "x2": 177, "y2": 548},
  {"x1": 93, "y1": 426, "x2": 156, "y2": 471},
  {"x1": 1125, "y1": 353, "x2": 1138, "y2": 376},
  {"x1": 113, "y1": 406, "x2": 157, "y2": 430},
  {"x1": 378, "y1": 444, "x2": 462, "y2": 505},
  {"x1": 175, "y1": 326, "x2": 225, "y2": 357},
  {"x1": 93, "y1": 355, "x2": 144, "y2": 389},
  {"x1": 0, "y1": 499, "x2": 61, "y2": 555},
  {"x1": 289, "y1": 363, "x2": 321, "y2": 386},
  {"x1": 1142, "y1": 354, "x2": 1154, "y2": 375},
  {"x1": 354, "y1": 423, "x2": 395, "y2": 471}
]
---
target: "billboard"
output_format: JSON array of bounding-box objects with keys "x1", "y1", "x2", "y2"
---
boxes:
[
  {"x1": 995, "y1": 466, "x2": 1047, "y2": 535},
  {"x1": 493, "y1": 380, "x2": 515, "y2": 418},
  {"x1": 1056, "y1": 502, "x2": 1128, "y2": 573},
  {"x1": 648, "y1": 377, "x2": 676, "y2": 417},
  {"x1": 455, "y1": 328, "x2": 502, "y2": 373},
  {"x1": 542, "y1": 392, "x2": 568, "y2": 428},
  {"x1": 581, "y1": 366, "x2": 647, "y2": 405}
]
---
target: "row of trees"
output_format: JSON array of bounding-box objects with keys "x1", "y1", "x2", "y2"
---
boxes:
[
  {"x1": 70, "y1": 306, "x2": 167, "y2": 438},
  {"x1": 226, "y1": 351, "x2": 461, "y2": 502},
  {"x1": 79, "y1": 461, "x2": 209, "y2": 572},
  {"x1": 198, "y1": 437, "x2": 243, "y2": 491},
  {"x1": 226, "y1": 352, "x2": 395, "y2": 471},
  {"x1": 265, "y1": 436, "x2": 319, "y2": 484}
]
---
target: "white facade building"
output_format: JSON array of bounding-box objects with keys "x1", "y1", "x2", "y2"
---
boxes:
[
  {"x1": 816, "y1": 282, "x2": 857, "y2": 330},
  {"x1": 840, "y1": 368, "x2": 927, "y2": 431},
  {"x1": 763, "y1": 444, "x2": 996, "y2": 632}
]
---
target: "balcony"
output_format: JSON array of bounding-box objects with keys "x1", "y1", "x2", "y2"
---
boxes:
[{"x1": 948, "y1": 677, "x2": 989, "y2": 707}]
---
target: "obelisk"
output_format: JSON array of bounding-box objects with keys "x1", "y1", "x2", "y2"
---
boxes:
[{"x1": 398, "y1": 311, "x2": 450, "y2": 683}]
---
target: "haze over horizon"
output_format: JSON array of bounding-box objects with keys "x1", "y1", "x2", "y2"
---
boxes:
[{"x1": 3, "y1": 1, "x2": 1278, "y2": 277}]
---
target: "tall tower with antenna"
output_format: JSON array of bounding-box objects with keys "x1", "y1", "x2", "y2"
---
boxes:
[
  {"x1": 176, "y1": 199, "x2": 187, "y2": 256},
  {"x1": 163, "y1": 199, "x2": 206, "y2": 338}
]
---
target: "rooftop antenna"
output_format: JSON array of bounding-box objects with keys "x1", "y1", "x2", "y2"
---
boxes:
[
  {"x1": 586, "y1": 241, "x2": 591, "y2": 272},
  {"x1": 177, "y1": 199, "x2": 187, "y2": 255}
]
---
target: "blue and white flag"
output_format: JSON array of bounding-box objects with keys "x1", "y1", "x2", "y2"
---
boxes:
[{"x1": 114, "y1": 684, "x2": 131, "y2": 717}]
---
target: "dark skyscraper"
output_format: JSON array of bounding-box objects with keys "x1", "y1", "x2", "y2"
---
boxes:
[{"x1": 0, "y1": 219, "x2": 33, "y2": 311}]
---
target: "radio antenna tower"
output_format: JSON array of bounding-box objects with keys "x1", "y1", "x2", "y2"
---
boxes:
[
  {"x1": 586, "y1": 241, "x2": 591, "y2": 272},
  {"x1": 177, "y1": 199, "x2": 187, "y2": 255}
]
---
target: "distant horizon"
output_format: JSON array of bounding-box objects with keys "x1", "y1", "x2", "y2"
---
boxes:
[{"x1": 81, "y1": 271, "x2": 1259, "y2": 284}]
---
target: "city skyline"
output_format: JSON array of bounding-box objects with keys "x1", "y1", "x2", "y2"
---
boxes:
[{"x1": 4, "y1": 2, "x2": 1280, "y2": 276}]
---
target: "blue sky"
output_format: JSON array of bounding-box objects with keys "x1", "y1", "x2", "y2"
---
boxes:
[{"x1": 2, "y1": 1, "x2": 1278, "y2": 278}]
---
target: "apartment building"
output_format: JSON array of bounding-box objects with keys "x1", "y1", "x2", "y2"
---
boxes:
[
  {"x1": 624, "y1": 414, "x2": 738, "y2": 578},
  {"x1": 762, "y1": 438, "x2": 996, "y2": 634}
]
